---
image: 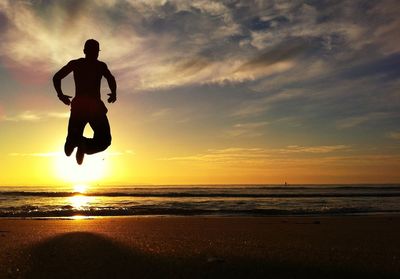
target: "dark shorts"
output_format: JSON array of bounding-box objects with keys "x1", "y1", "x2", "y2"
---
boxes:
[
  {"x1": 66, "y1": 97, "x2": 111, "y2": 154},
  {"x1": 71, "y1": 97, "x2": 108, "y2": 116}
]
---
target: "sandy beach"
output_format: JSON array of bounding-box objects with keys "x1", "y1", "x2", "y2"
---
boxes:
[{"x1": 1, "y1": 215, "x2": 399, "y2": 278}]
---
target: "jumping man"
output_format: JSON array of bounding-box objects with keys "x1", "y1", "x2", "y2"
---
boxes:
[{"x1": 53, "y1": 39, "x2": 117, "y2": 165}]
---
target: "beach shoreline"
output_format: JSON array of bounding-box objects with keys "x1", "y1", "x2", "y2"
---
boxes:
[{"x1": 1, "y1": 215, "x2": 400, "y2": 278}]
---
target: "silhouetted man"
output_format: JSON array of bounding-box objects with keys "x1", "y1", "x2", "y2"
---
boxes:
[{"x1": 53, "y1": 39, "x2": 116, "y2": 165}]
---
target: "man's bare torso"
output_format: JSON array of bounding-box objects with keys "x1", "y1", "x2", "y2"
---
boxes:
[{"x1": 70, "y1": 58, "x2": 109, "y2": 99}]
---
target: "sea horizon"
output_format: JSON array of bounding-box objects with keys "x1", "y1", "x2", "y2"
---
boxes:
[{"x1": 1, "y1": 184, "x2": 400, "y2": 218}]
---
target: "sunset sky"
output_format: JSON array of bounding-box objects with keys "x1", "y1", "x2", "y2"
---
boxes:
[{"x1": 0, "y1": 0, "x2": 399, "y2": 186}]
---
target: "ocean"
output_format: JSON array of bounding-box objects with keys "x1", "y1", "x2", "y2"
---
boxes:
[{"x1": 1, "y1": 184, "x2": 400, "y2": 218}]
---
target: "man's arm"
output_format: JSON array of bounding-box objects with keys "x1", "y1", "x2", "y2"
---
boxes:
[
  {"x1": 53, "y1": 61, "x2": 74, "y2": 105},
  {"x1": 103, "y1": 65, "x2": 117, "y2": 103}
]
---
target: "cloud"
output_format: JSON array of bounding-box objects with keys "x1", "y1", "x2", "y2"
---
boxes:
[
  {"x1": 3, "y1": 110, "x2": 41, "y2": 122},
  {"x1": 9, "y1": 149, "x2": 135, "y2": 157},
  {"x1": 160, "y1": 144, "x2": 351, "y2": 163},
  {"x1": 159, "y1": 147, "x2": 270, "y2": 164},
  {"x1": 335, "y1": 112, "x2": 392, "y2": 129},
  {"x1": 157, "y1": 145, "x2": 400, "y2": 175},
  {"x1": 3, "y1": 111, "x2": 69, "y2": 122},
  {"x1": 105, "y1": 150, "x2": 136, "y2": 156},
  {"x1": 275, "y1": 145, "x2": 350, "y2": 154},
  {"x1": 388, "y1": 132, "x2": 400, "y2": 140},
  {"x1": 224, "y1": 121, "x2": 268, "y2": 137},
  {"x1": 151, "y1": 108, "x2": 172, "y2": 119},
  {"x1": 231, "y1": 88, "x2": 305, "y2": 117},
  {"x1": 238, "y1": 40, "x2": 309, "y2": 70},
  {"x1": 0, "y1": 0, "x2": 398, "y2": 92},
  {"x1": 9, "y1": 151, "x2": 62, "y2": 157}
]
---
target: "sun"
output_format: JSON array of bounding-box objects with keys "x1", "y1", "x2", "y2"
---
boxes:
[
  {"x1": 73, "y1": 184, "x2": 87, "y2": 193},
  {"x1": 55, "y1": 152, "x2": 108, "y2": 184}
]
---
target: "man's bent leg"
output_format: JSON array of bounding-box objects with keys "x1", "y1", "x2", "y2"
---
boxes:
[
  {"x1": 65, "y1": 111, "x2": 87, "y2": 156},
  {"x1": 84, "y1": 113, "x2": 112, "y2": 155}
]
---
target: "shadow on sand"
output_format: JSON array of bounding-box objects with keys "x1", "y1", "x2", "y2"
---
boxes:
[
  {"x1": 19, "y1": 232, "x2": 394, "y2": 279},
  {"x1": 24, "y1": 232, "x2": 162, "y2": 279}
]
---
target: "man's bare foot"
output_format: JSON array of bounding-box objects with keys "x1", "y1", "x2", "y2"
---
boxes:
[{"x1": 64, "y1": 141, "x2": 76, "y2": 157}]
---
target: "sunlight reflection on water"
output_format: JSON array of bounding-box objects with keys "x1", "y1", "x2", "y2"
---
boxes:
[{"x1": 69, "y1": 195, "x2": 94, "y2": 209}]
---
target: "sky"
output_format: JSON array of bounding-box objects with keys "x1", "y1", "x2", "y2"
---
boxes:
[{"x1": 0, "y1": 0, "x2": 399, "y2": 186}]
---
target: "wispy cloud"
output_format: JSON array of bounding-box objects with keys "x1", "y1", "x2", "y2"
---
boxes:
[
  {"x1": 160, "y1": 144, "x2": 351, "y2": 163},
  {"x1": 8, "y1": 149, "x2": 135, "y2": 157},
  {"x1": 9, "y1": 151, "x2": 62, "y2": 157},
  {"x1": 106, "y1": 150, "x2": 136, "y2": 156},
  {"x1": 275, "y1": 145, "x2": 350, "y2": 154},
  {"x1": 159, "y1": 147, "x2": 270, "y2": 164},
  {"x1": 224, "y1": 121, "x2": 268, "y2": 137},
  {"x1": 231, "y1": 88, "x2": 305, "y2": 117},
  {"x1": 2, "y1": 111, "x2": 69, "y2": 122},
  {"x1": 157, "y1": 145, "x2": 400, "y2": 176},
  {"x1": 335, "y1": 112, "x2": 392, "y2": 129},
  {"x1": 151, "y1": 108, "x2": 172, "y2": 119},
  {"x1": 3, "y1": 111, "x2": 41, "y2": 122},
  {"x1": 388, "y1": 131, "x2": 400, "y2": 140}
]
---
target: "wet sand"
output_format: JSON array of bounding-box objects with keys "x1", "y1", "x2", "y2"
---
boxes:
[{"x1": 1, "y1": 215, "x2": 400, "y2": 278}]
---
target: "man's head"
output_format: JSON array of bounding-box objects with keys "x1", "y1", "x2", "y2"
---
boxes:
[{"x1": 84, "y1": 39, "x2": 100, "y2": 60}]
